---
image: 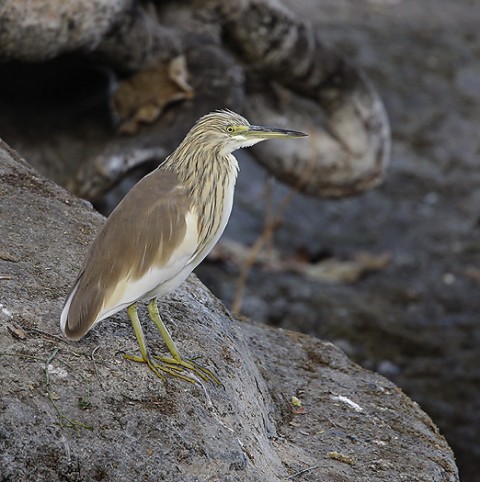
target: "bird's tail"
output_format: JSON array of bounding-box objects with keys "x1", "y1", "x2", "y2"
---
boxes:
[{"x1": 60, "y1": 276, "x2": 105, "y2": 341}]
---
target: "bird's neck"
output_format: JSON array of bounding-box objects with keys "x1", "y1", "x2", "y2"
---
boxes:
[
  {"x1": 162, "y1": 142, "x2": 239, "y2": 194},
  {"x1": 162, "y1": 144, "x2": 239, "y2": 256}
]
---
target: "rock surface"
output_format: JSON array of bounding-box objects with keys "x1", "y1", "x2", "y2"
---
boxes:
[
  {"x1": 197, "y1": 2, "x2": 480, "y2": 479},
  {"x1": 0, "y1": 0, "x2": 132, "y2": 62},
  {"x1": 0, "y1": 142, "x2": 458, "y2": 480}
]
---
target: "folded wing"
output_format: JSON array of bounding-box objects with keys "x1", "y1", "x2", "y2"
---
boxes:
[{"x1": 60, "y1": 169, "x2": 197, "y2": 340}]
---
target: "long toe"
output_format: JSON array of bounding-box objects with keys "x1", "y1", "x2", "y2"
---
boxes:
[
  {"x1": 153, "y1": 355, "x2": 222, "y2": 385},
  {"x1": 123, "y1": 353, "x2": 197, "y2": 384}
]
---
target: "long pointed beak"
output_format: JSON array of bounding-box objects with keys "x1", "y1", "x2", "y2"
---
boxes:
[{"x1": 246, "y1": 125, "x2": 308, "y2": 139}]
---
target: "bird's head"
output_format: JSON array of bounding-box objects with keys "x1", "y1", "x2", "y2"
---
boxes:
[{"x1": 189, "y1": 109, "x2": 308, "y2": 155}]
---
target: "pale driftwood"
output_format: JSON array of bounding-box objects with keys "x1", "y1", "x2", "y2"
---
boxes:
[
  {"x1": 218, "y1": 0, "x2": 390, "y2": 197},
  {"x1": 0, "y1": 0, "x2": 390, "y2": 202}
]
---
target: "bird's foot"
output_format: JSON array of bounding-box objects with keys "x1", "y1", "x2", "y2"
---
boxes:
[
  {"x1": 123, "y1": 353, "x2": 196, "y2": 384},
  {"x1": 153, "y1": 355, "x2": 222, "y2": 385}
]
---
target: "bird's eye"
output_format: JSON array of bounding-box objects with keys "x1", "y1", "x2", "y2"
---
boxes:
[{"x1": 226, "y1": 126, "x2": 234, "y2": 133}]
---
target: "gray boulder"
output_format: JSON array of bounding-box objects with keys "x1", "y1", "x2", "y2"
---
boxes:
[{"x1": 0, "y1": 140, "x2": 458, "y2": 481}]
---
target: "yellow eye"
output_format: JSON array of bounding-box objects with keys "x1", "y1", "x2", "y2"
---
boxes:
[{"x1": 226, "y1": 126, "x2": 234, "y2": 133}]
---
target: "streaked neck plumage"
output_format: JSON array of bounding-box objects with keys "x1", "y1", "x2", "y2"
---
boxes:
[{"x1": 162, "y1": 130, "x2": 239, "y2": 258}]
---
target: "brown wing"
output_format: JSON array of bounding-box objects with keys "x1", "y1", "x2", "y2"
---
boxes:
[{"x1": 61, "y1": 169, "x2": 191, "y2": 340}]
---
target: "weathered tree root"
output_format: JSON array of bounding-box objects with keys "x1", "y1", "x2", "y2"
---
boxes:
[{"x1": 219, "y1": 0, "x2": 391, "y2": 197}]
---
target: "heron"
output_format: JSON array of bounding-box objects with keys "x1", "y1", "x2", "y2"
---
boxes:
[{"x1": 60, "y1": 109, "x2": 307, "y2": 383}]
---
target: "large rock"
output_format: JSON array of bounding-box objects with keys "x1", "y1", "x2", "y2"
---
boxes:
[
  {"x1": 0, "y1": 141, "x2": 458, "y2": 480},
  {"x1": 0, "y1": 0, "x2": 132, "y2": 62}
]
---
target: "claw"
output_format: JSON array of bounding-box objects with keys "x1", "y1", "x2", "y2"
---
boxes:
[
  {"x1": 124, "y1": 353, "x2": 196, "y2": 384},
  {"x1": 153, "y1": 355, "x2": 222, "y2": 385}
]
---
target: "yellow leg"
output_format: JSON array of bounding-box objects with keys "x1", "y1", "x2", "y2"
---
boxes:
[
  {"x1": 148, "y1": 298, "x2": 222, "y2": 385},
  {"x1": 147, "y1": 299, "x2": 181, "y2": 362},
  {"x1": 124, "y1": 302, "x2": 195, "y2": 384}
]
